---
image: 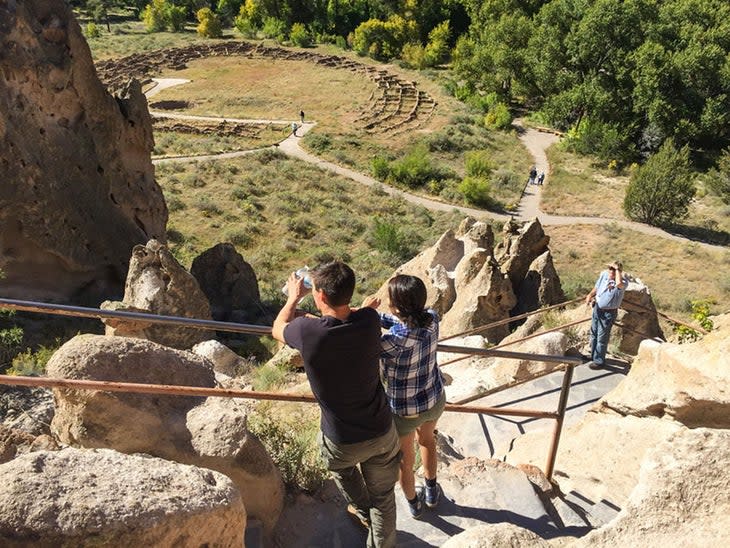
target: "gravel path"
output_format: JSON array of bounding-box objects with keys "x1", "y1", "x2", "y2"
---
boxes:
[{"x1": 148, "y1": 79, "x2": 726, "y2": 251}]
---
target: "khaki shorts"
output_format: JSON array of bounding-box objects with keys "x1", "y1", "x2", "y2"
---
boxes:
[{"x1": 393, "y1": 391, "x2": 446, "y2": 436}]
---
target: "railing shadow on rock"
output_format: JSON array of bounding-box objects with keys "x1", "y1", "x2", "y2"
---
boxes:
[{"x1": 0, "y1": 296, "x2": 654, "y2": 482}]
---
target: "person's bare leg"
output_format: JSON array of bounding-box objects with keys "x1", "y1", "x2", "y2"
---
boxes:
[
  {"x1": 398, "y1": 432, "x2": 416, "y2": 499},
  {"x1": 416, "y1": 420, "x2": 438, "y2": 480}
]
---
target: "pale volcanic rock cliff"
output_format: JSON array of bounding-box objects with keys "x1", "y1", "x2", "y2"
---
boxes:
[{"x1": 0, "y1": 0, "x2": 166, "y2": 303}]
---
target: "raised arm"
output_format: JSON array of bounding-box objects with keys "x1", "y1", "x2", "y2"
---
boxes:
[{"x1": 272, "y1": 273, "x2": 308, "y2": 343}]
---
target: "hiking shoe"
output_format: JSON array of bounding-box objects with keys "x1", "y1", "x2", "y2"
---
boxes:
[
  {"x1": 424, "y1": 482, "x2": 441, "y2": 508},
  {"x1": 408, "y1": 488, "x2": 425, "y2": 519},
  {"x1": 347, "y1": 504, "x2": 370, "y2": 529},
  {"x1": 588, "y1": 362, "x2": 603, "y2": 370}
]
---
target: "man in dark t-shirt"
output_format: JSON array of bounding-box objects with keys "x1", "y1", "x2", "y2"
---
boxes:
[{"x1": 272, "y1": 262, "x2": 400, "y2": 548}]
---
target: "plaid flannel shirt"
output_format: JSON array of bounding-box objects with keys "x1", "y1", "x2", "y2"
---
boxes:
[{"x1": 379, "y1": 309, "x2": 444, "y2": 417}]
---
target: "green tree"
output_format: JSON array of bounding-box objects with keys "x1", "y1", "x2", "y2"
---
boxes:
[
  {"x1": 239, "y1": 0, "x2": 265, "y2": 27},
  {"x1": 454, "y1": 0, "x2": 730, "y2": 161},
  {"x1": 262, "y1": 16, "x2": 287, "y2": 41},
  {"x1": 424, "y1": 20, "x2": 450, "y2": 65},
  {"x1": 290, "y1": 22, "x2": 312, "y2": 47},
  {"x1": 167, "y1": 4, "x2": 187, "y2": 31},
  {"x1": 216, "y1": 0, "x2": 242, "y2": 25},
  {"x1": 352, "y1": 15, "x2": 417, "y2": 61},
  {"x1": 459, "y1": 176, "x2": 493, "y2": 208},
  {"x1": 706, "y1": 148, "x2": 730, "y2": 205},
  {"x1": 142, "y1": 0, "x2": 168, "y2": 32},
  {"x1": 623, "y1": 139, "x2": 695, "y2": 226},
  {"x1": 197, "y1": 7, "x2": 223, "y2": 37},
  {"x1": 87, "y1": 0, "x2": 113, "y2": 31}
]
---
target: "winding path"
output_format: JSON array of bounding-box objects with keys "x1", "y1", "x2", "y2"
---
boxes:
[{"x1": 147, "y1": 79, "x2": 725, "y2": 251}]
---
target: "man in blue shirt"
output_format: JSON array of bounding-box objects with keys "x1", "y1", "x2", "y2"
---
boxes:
[{"x1": 585, "y1": 260, "x2": 627, "y2": 369}]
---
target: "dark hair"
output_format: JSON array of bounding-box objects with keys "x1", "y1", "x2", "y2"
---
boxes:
[
  {"x1": 311, "y1": 261, "x2": 355, "y2": 306},
  {"x1": 388, "y1": 275, "x2": 433, "y2": 329}
]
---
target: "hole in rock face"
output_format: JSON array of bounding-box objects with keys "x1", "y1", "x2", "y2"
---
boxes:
[{"x1": 148, "y1": 100, "x2": 192, "y2": 110}]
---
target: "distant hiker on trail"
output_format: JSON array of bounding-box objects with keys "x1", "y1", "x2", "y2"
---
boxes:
[
  {"x1": 537, "y1": 172, "x2": 545, "y2": 185},
  {"x1": 273, "y1": 262, "x2": 401, "y2": 548},
  {"x1": 584, "y1": 260, "x2": 627, "y2": 370},
  {"x1": 300, "y1": 110, "x2": 305, "y2": 124},
  {"x1": 363, "y1": 275, "x2": 445, "y2": 520},
  {"x1": 291, "y1": 122, "x2": 298, "y2": 137},
  {"x1": 528, "y1": 166, "x2": 537, "y2": 185}
]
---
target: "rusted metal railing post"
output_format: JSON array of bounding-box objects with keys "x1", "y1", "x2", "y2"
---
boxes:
[{"x1": 545, "y1": 364, "x2": 575, "y2": 482}]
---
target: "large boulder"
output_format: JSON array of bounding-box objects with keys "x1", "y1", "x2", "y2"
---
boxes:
[
  {"x1": 512, "y1": 250, "x2": 565, "y2": 316},
  {"x1": 190, "y1": 243, "x2": 262, "y2": 322},
  {"x1": 186, "y1": 396, "x2": 284, "y2": 532},
  {"x1": 572, "y1": 428, "x2": 730, "y2": 547},
  {"x1": 0, "y1": 448, "x2": 245, "y2": 546},
  {"x1": 617, "y1": 278, "x2": 664, "y2": 354},
  {"x1": 192, "y1": 339, "x2": 250, "y2": 377},
  {"x1": 598, "y1": 320, "x2": 730, "y2": 428},
  {"x1": 488, "y1": 331, "x2": 569, "y2": 384},
  {"x1": 504, "y1": 413, "x2": 684, "y2": 527},
  {"x1": 102, "y1": 240, "x2": 212, "y2": 349},
  {"x1": 0, "y1": 0, "x2": 166, "y2": 303},
  {"x1": 47, "y1": 335, "x2": 215, "y2": 455},
  {"x1": 47, "y1": 334, "x2": 284, "y2": 532}
]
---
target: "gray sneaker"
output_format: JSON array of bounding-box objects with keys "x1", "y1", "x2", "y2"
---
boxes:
[{"x1": 424, "y1": 482, "x2": 441, "y2": 508}]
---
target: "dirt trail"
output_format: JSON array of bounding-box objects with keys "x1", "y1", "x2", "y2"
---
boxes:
[{"x1": 148, "y1": 79, "x2": 726, "y2": 251}]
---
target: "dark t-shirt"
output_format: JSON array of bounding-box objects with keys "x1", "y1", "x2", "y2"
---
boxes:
[{"x1": 284, "y1": 307, "x2": 393, "y2": 444}]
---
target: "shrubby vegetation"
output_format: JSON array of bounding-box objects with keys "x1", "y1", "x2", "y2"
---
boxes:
[
  {"x1": 248, "y1": 402, "x2": 328, "y2": 492},
  {"x1": 196, "y1": 7, "x2": 222, "y2": 38},
  {"x1": 371, "y1": 145, "x2": 454, "y2": 189},
  {"x1": 674, "y1": 299, "x2": 714, "y2": 343},
  {"x1": 623, "y1": 139, "x2": 695, "y2": 226},
  {"x1": 706, "y1": 148, "x2": 730, "y2": 205}
]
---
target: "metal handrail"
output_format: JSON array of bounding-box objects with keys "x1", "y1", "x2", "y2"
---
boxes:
[
  {"x1": 439, "y1": 297, "x2": 583, "y2": 342},
  {"x1": 0, "y1": 297, "x2": 598, "y2": 481}
]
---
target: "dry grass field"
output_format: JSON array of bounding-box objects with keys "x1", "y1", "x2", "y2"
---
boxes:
[
  {"x1": 541, "y1": 146, "x2": 629, "y2": 219},
  {"x1": 156, "y1": 151, "x2": 466, "y2": 304},
  {"x1": 547, "y1": 223, "x2": 730, "y2": 316},
  {"x1": 86, "y1": 21, "x2": 728, "y2": 323},
  {"x1": 154, "y1": 57, "x2": 373, "y2": 133}
]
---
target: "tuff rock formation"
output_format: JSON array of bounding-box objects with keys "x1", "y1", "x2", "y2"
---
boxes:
[
  {"x1": 192, "y1": 339, "x2": 250, "y2": 377},
  {"x1": 502, "y1": 313, "x2": 730, "y2": 531},
  {"x1": 190, "y1": 243, "x2": 262, "y2": 322},
  {"x1": 570, "y1": 428, "x2": 730, "y2": 548},
  {"x1": 597, "y1": 321, "x2": 729, "y2": 428},
  {"x1": 442, "y1": 523, "x2": 550, "y2": 548},
  {"x1": 46, "y1": 334, "x2": 284, "y2": 532},
  {"x1": 0, "y1": 0, "x2": 167, "y2": 303},
  {"x1": 0, "y1": 424, "x2": 58, "y2": 465},
  {"x1": 0, "y1": 448, "x2": 246, "y2": 546},
  {"x1": 371, "y1": 217, "x2": 564, "y2": 343},
  {"x1": 101, "y1": 240, "x2": 212, "y2": 349}
]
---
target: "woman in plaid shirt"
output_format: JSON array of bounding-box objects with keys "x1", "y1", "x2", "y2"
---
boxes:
[{"x1": 364, "y1": 275, "x2": 446, "y2": 518}]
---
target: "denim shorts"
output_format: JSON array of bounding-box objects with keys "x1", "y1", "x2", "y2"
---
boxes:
[{"x1": 393, "y1": 391, "x2": 446, "y2": 436}]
